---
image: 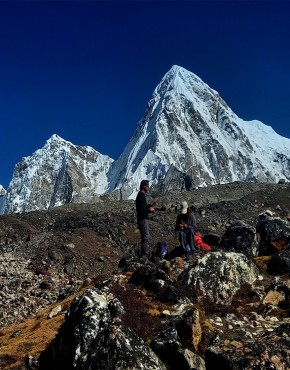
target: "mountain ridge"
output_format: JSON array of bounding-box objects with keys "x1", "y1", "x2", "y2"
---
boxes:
[
  {"x1": 2, "y1": 65, "x2": 290, "y2": 214},
  {"x1": 107, "y1": 65, "x2": 290, "y2": 198},
  {"x1": 4, "y1": 134, "x2": 114, "y2": 213}
]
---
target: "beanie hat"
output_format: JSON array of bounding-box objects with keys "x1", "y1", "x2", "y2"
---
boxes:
[
  {"x1": 140, "y1": 180, "x2": 149, "y2": 190},
  {"x1": 181, "y1": 201, "x2": 188, "y2": 214}
]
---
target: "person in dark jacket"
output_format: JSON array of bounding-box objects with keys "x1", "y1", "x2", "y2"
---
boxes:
[
  {"x1": 175, "y1": 201, "x2": 197, "y2": 252},
  {"x1": 136, "y1": 180, "x2": 158, "y2": 260}
]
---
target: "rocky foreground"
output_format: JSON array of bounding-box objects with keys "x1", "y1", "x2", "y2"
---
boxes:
[{"x1": 1, "y1": 181, "x2": 290, "y2": 369}]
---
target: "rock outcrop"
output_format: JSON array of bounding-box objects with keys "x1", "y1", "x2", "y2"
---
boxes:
[
  {"x1": 220, "y1": 221, "x2": 258, "y2": 257},
  {"x1": 39, "y1": 284, "x2": 166, "y2": 370},
  {"x1": 181, "y1": 251, "x2": 259, "y2": 305}
]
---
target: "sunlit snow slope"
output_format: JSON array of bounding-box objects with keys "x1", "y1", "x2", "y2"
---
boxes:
[
  {"x1": 108, "y1": 65, "x2": 290, "y2": 199},
  {"x1": 4, "y1": 135, "x2": 113, "y2": 213}
]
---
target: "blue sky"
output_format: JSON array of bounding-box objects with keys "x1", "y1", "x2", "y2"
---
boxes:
[{"x1": 1, "y1": 1, "x2": 290, "y2": 188}]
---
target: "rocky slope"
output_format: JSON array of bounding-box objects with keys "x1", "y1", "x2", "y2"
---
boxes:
[{"x1": 1, "y1": 182, "x2": 290, "y2": 369}]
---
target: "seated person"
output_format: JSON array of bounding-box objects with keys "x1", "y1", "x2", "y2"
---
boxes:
[{"x1": 175, "y1": 201, "x2": 197, "y2": 252}]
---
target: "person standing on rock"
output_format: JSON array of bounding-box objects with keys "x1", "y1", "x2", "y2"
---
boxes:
[{"x1": 136, "y1": 180, "x2": 158, "y2": 261}]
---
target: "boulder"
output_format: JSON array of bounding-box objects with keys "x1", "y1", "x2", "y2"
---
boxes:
[
  {"x1": 39, "y1": 284, "x2": 166, "y2": 370},
  {"x1": 151, "y1": 322, "x2": 205, "y2": 370},
  {"x1": 220, "y1": 221, "x2": 258, "y2": 257},
  {"x1": 151, "y1": 327, "x2": 181, "y2": 361},
  {"x1": 181, "y1": 349, "x2": 206, "y2": 370},
  {"x1": 174, "y1": 308, "x2": 202, "y2": 352},
  {"x1": 268, "y1": 250, "x2": 290, "y2": 275},
  {"x1": 262, "y1": 290, "x2": 285, "y2": 306},
  {"x1": 129, "y1": 264, "x2": 191, "y2": 304},
  {"x1": 181, "y1": 252, "x2": 259, "y2": 305},
  {"x1": 256, "y1": 213, "x2": 290, "y2": 255},
  {"x1": 202, "y1": 233, "x2": 221, "y2": 247},
  {"x1": 129, "y1": 264, "x2": 172, "y2": 292}
]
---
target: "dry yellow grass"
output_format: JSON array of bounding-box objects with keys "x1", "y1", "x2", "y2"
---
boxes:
[{"x1": 0, "y1": 288, "x2": 88, "y2": 370}]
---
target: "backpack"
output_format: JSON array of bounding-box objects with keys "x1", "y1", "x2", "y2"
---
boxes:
[
  {"x1": 152, "y1": 241, "x2": 169, "y2": 259},
  {"x1": 194, "y1": 233, "x2": 211, "y2": 252}
]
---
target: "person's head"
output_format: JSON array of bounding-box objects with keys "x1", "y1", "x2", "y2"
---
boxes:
[
  {"x1": 140, "y1": 179, "x2": 149, "y2": 192},
  {"x1": 180, "y1": 201, "x2": 188, "y2": 214},
  {"x1": 190, "y1": 205, "x2": 196, "y2": 212}
]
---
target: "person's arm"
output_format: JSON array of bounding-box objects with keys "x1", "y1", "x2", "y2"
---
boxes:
[
  {"x1": 175, "y1": 214, "x2": 184, "y2": 232},
  {"x1": 150, "y1": 198, "x2": 158, "y2": 207},
  {"x1": 187, "y1": 213, "x2": 196, "y2": 231},
  {"x1": 137, "y1": 192, "x2": 155, "y2": 216},
  {"x1": 148, "y1": 197, "x2": 158, "y2": 213}
]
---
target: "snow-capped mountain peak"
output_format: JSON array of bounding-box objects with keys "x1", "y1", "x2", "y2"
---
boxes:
[
  {"x1": 4, "y1": 134, "x2": 114, "y2": 213},
  {"x1": 107, "y1": 65, "x2": 290, "y2": 199},
  {"x1": 2, "y1": 65, "x2": 290, "y2": 213}
]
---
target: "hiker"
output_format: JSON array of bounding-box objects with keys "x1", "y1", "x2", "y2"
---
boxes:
[
  {"x1": 175, "y1": 201, "x2": 197, "y2": 253},
  {"x1": 135, "y1": 180, "x2": 158, "y2": 260}
]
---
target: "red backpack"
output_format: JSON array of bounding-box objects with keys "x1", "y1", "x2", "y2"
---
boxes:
[{"x1": 194, "y1": 233, "x2": 211, "y2": 252}]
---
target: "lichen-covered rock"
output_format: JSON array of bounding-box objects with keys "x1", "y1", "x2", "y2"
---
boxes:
[
  {"x1": 174, "y1": 308, "x2": 202, "y2": 352},
  {"x1": 181, "y1": 349, "x2": 206, "y2": 370},
  {"x1": 220, "y1": 221, "x2": 258, "y2": 257},
  {"x1": 181, "y1": 252, "x2": 259, "y2": 305},
  {"x1": 262, "y1": 290, "x2": 285, "y2": 306},
  {"x1": 39, "y1": 285, "x2": 166, "y2": 370}
]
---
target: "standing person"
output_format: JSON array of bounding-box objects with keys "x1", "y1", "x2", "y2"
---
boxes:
[
  {"x1": 175, "y1": 201, "x2": 197, "y2": 253},
  {"x1": 136, "y1": 180, "x2": 158, "y2": 261}
]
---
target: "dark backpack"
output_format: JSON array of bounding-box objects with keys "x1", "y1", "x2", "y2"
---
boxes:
[{"x1": 152, "y1": 241, "x2": 168, "y2": 259}]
